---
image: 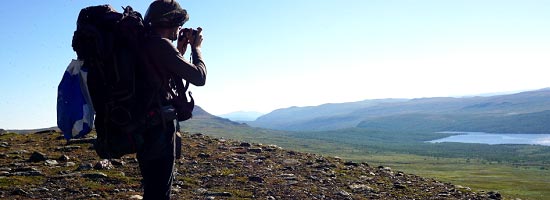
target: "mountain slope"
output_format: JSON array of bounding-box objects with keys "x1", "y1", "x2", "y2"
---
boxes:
[
  {"x1": 218, "y1": 111, "x2": 264, "y2": 121},
  {"x1": 0, "y1": 130, "x2": 497, "y2": 199},
  {"x1": 248, "y1": 88, "x2": 550, "y2": 132}
]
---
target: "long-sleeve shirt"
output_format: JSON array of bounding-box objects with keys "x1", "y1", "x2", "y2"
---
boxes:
[
  {"x1": 144, "y1": 34, "x2": 207, "y2": 86},
  {"x1": 142, "y1": 33, "x2": 207, "y2": 107}
]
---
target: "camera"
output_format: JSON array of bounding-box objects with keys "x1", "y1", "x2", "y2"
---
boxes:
[{"x1": 178, "y1": 28, "x2": 198, "y2": 41}]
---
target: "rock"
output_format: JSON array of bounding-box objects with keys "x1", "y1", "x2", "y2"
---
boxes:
[
  {"x1": 488, "y1": 191, "x2": 502, "y2": 199},
  {"x1": 29, "y1": 151, "x2": 47, "y2": 162},
  {"x1": 0, "y1": 142, "x2": 9, "y2": 148},
  {"x1": 58, "y1": 155, "x2": 70, "y2": 162},
  {"x1": 248, "y1": 176, "x2": 263, "y2": 183},
  {"x1": 83, "y1": 172, "x2": 108, "y2": 179},
  {"x1": 196, "y1": 188, "x2": 208, "y2": 194},
  {"x1": 279, "y1": 173, "x2": 297, "y2": 180},
  {"x1": 198, "y1": 153, "x2": 211, "y2": 158},
  {"x1": 11, "y1": 167, "x2": 43, "y2": 176},
  {"x1": 94, "y1": 159, "x2": 113, "y2": 170},
  {"x1": 394, "y1": 182, "x2": 407, "y2": 189},
  {"x1": 11, "y1": 188, "x2": 28, "y2": 196},
  {"x1": 283, "y1": 159, "x2": 300, "y2": 166},
  {"x1": 349, "y1": 184, "x2": 374, "y2": 192},
  {"x1": 76, "y1": 163, "x2": 93, "y2": 171},
  {"x1": 55, "y1": 145, "x2": 81, "y2": 152},
  {"x1": 0, "y1": 171, "x2": 9, "y2": 176},
  {"x1": 0, "y1": 153, "x2": 7, "y2": 158},
  {"x1": 249, "y1": 148, "x2": 262, "y2": 153},
  {"x1": 31, "y1": 187, "x2": 49, "y2": 192},
  {"x1": 0, "y1": 167, "x2": 12, "y2": 171},
  {"x1": 240, "y1": 142, "x2": 251, "y2": 147},
  {"x1": 438, "y1": 192, "x2": 451, "y2": 197},
  {"x1": 45, "y1": 159, "x2": 58, "y2": 166},
  {"x1": 110, "y1": 159, "x2": 125, "y2": 166},
  {"x1": 378, "y1": 166, "x2": 392, "y2": 171},
  {"x1": 233, "y1": 147, "x2": 247, "y2": 154},
  {"x1": 267, "y1": 196, "x2": 276, "y2": 200},
  {"x1": 337, "y1": 190, "x2": 351, "y2": 197},
  {"x1": 206, "y1": 192, "x2": 232, "y2": 197},
  {"x1": 129, "y1": 194, "x2": 143, "y2": 199},
  {"x1": 344, "y1": 161, "x2": 359, "y2": 167}
]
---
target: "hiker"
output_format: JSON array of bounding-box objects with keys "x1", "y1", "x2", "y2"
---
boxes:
[{"x1": 139, "y1": 0, "x2": 206, "y2": 199}]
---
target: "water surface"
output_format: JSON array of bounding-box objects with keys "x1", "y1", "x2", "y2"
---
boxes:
[{"x1": 428, "y1": 131, "x2": 550, "y2": 146}]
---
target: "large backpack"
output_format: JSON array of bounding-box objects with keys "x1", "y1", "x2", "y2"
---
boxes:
[
  {"x1": 72, "y1": 5, "x2": 155, "y2": 159},
  {"x1": 72, "y1": 5, "x2": 194, "y2": 159}
]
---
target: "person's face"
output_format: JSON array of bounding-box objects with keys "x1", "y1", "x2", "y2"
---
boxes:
[{"x1": 168, "y1": 26, "x2": 181, "y2": 41}]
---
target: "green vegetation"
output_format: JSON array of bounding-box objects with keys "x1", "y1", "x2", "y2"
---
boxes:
[{"x1": 182, "y1": 117, "x2": 550, "y2": 200}]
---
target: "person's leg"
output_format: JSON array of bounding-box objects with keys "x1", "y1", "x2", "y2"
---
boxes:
[
  {"x1": 137, "y1": 121, "x2": 176, "y2": 200},
  {"x1": 139, "y1": 155, "x2": 175, "y2": 200}
]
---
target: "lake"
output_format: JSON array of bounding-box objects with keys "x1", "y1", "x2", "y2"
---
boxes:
[{"x1": 428, "y1": 131, "x2": 550, "y2": 146}]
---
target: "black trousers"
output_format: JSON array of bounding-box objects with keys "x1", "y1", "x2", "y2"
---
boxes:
[{"x1": 137, "y1": 120, "x2": 176, "y2": 200}]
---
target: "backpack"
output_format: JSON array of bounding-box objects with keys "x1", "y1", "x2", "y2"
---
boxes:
[
  {"x1": 56, "y1": 59, "x2": 94, "y2": 140},
  {"x1": 72, "y1": 5, "x2": 194, "y2": 159}
]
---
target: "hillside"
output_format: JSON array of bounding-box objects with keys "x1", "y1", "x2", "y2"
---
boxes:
[
  {"x1": 0, "y1": 130, "x2": 499, "y2": 199},
  {"x1": 248, "y1": 88, "x2": 550, "y2": 132}
]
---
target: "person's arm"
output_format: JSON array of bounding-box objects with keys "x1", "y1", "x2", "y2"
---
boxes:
[{"x1": 155, "y1": 38, "x2": 207, "y2": 86}]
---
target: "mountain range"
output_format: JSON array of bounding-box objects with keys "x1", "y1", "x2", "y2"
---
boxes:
[
  {"x1": 218, "y1": 111, "x2": 264, "y2": 122},
  {"x1": 247, "y1": 88, "x2": 550, "y2": 133}
]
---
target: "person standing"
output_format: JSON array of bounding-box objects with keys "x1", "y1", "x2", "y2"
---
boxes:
[{"x1": 139, "y1": 0, "x2": 207, "y2": 199}]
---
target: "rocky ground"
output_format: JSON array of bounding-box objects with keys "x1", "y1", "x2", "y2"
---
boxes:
[{"x1": 0, "y1": 130, "x2": 502, "y2": 199}]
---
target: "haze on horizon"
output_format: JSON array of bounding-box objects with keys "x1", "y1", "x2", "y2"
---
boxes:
[{"x1": 1, "y1": 0, "x2": 550, "y2": 129}]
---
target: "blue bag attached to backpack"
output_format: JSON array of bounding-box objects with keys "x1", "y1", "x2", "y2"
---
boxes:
[{"x1": 57, "y1": 59, "x2": 94, "y2": 140}]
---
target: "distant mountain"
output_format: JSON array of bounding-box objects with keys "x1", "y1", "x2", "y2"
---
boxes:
[
  {"x1": 248, "y1": 88, "x2": 550, "y2": 133},
  {"x1": 181, "y1": 106, "x2": 287, "y2": 140},
  {"x1": 218, "y1": 111, "x2": 264, "y2": 122},
  {"x1": 248, "y1": 99, "x2": 407, "y2": 131}
]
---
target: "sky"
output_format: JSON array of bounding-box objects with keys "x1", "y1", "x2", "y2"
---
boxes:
[{"x1": 1, "y1": 0, "x2": 550, "y2": 129}]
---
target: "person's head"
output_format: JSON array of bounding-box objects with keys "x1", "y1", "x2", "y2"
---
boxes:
[{"x1": 144, "y1": 0, "x2": 189, "y2": 40}]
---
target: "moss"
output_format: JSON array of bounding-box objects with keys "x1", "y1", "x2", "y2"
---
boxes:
[{"x1": 0, "y1": 176, "x2": 45, "y2": 189}]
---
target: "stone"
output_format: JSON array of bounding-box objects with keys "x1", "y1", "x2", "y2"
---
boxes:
[
  {"x1": 0, "y1": 142, "x2": 9, "y2": 148},
  {"x1": 394, "y1": 182, "x2": 407, "y2": 189},
  {"x1": 29, "y1": 151, "x2": 47, "y2": 162},
  {"x1": 488, "y1": 191, "x2": 502, "y2": 199},
  {"x1": 233, "y1": 147, "x2": 247, "y2": 154},
  {"x1": 344, "y1": 161, "x2": 359, "y2": 167},
  {"x1": 206, "y1": 192, "x2": 232, "y2": 197},
  {"x1": 337, "y1": 190, "x2": 351, "y2": 197},
  {"x1": 248, "y1": 176, "x2": 263, "y2": 183},
  {"x1": 248, "y1": 148, "x2": 262, "y2": 153},
  {"x1": 283, "y1": 159, "x2": 300, "y2": 166},
  {"x1": 58, "y1": 155, "x2": 70, "y2": 162},
  {"x1": 349, "y1": 184, "x2": 374, "y2": 192},
  {"x1": 83, "y1": 172, "x2": 108, "y2": 179},
  {"x1": 55, "y1": 146, "x2": 81, "y2": 152},
  {"x1": 196, "y1": 188, "x2": 208, "y2": 194},
  {"x1": 45, "y1": 159, "x2": 58, "y2": 166},
  {"x1": 110, "y1": 159, "x2": 125, "y2": 166},
  {"x1": 77, "y1": 163, "x2": 93, "y2": 171},
  {"x1": 11, "y1": 188, "x2": 28, "y2": 196},
  {"x1": 0, "y1": 167, "x2": 12, "y2": 171},
  {"x1": 94, "y1": 159, "x2": 113, "y2": 170},
  {"x1": 129, "y1": 195, "x2": 143, "y2": 199},
  {"x1": 239, "y1": 142, "x2": 251, "y2": 147},
  {"x1": 198, "y1": 153, "x2": 211, "y2": 159}
]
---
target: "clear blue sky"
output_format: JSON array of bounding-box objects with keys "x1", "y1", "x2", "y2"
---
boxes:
[{"x1": 1, "y1": 0, "x2": 550, "y2": 129}]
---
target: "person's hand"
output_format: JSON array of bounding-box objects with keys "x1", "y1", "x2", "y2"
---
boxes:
[
  {"x1": 177, "y1": 28, "x2": 189, "y2": 55},
  {"x1": 190, "y1": 27, "x2": 203, "y2": 49}
]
